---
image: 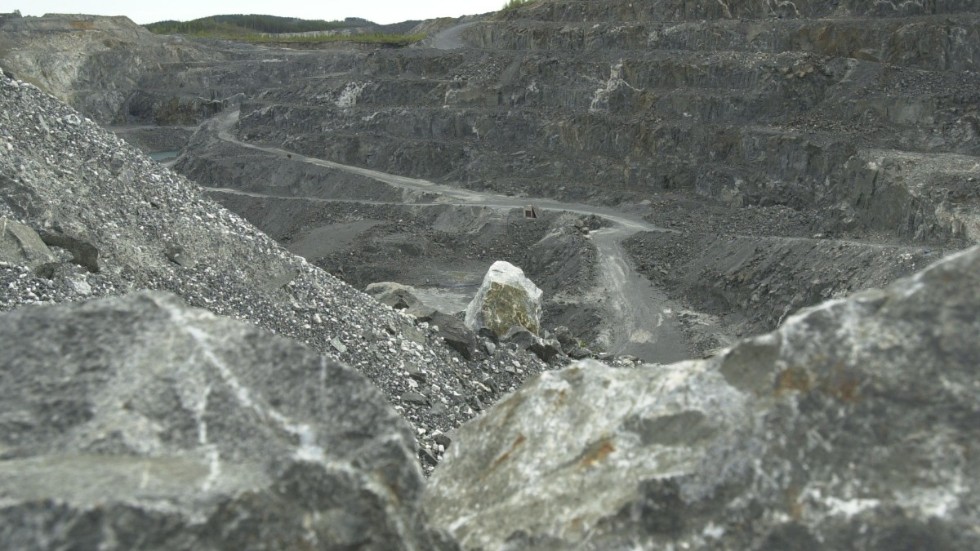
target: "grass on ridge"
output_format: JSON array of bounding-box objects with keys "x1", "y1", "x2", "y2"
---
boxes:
[
  {"x1": 145, "y1": 14, "x2": 424, "y2": 47},
  {"x1": 240, "y1": 32, "x2": 424, "y2": 46},
  {"x1": 502, "y1": 0, "x2": 539, "y2": 10}
]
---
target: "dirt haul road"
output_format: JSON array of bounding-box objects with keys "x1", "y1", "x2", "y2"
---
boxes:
[{"x1": 212, "y1": 110, "x2": 690, "y2": 363}]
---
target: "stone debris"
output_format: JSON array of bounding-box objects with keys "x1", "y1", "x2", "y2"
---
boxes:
[
  {"x1": 0, "y1": 217, "x2": 54, "y2": 268},
  {"x1": 37, "y1": 230, "x2": 101, "y2": 273},
  {"x1": 2, "y1": 2, "x2": 979, "y2": 549},
  {"x1": 0, "y1": 292, "x2": 454, "y2": 550},
  {"x1": 426, "y1": 246, "x2": 980, "y2": 550},
  {"x1": 419, "y1": 310, "x2": 480, "y2": 361}
]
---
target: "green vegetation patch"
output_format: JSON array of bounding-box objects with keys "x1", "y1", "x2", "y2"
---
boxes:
[
  {"x1": 502, "y1": 0, "x2": 539, "y2": 11},
  {"x1": 482, "y1": 282, "x2": 540, "y2": 336},
  {"x1": 145, "y1": 14, "x2": 424, "y2": 47},
  {"x1": 146, "y1": 14, "x2": 349, "y2": 35}
]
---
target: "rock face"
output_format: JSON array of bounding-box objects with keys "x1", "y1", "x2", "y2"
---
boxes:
[
  {"x1": 465, "y1": 260, "x2": 543, "y2": 338},
  {"x1": 0, "y1": 14, "x2": 210, "y2": 124},
  {"x1": 426, "y1": 245, "x2": 980, "y2": 550},
  {"x1": 221, "y1": 0, "x2": 980, "y2": 238},
  {"x1": 0, "y1": 292, "x2": 453, "y2": 550}
]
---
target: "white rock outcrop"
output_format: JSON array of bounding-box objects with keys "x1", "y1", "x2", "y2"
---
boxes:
[{"x1": 465, "y1": 261, "x2": 543, "y2": 337}]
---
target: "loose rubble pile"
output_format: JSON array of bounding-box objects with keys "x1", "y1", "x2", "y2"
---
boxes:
[
  {"x1": 0, "y1": 70, "x2": 553, "y2": 473},
  {"x1": 0, "y1": 292, "x2": 455, "y2": 550},
  {"x1": 426, "y1": 245, "x2": 980, "y2": 550}
]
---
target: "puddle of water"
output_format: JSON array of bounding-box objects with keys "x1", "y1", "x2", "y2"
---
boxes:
[
  {"x1": 412, "y1": 287, "x2": 474, "y2": 315},
  {"x1": 149, "y1": 150, "x2": 180, "y2": 162}
]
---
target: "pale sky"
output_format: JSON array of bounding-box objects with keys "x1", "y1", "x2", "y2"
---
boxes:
[{"x1": 11, "y1": 1, "x2": 506, "y2": 25}]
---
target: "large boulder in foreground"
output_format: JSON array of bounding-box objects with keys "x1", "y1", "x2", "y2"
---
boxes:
[
  {"x1": 426, "y1": 246, "x2": 980, "y2": 550},
  {"x1": 0, "y1": 292, "x2": 455, "y2": 550},
  {"x1": 465, "y1": 261, "x2": 543, "y2": 338}
]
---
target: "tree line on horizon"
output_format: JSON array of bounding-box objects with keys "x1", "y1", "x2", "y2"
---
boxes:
[
  {"x1": 145, "y1": 14, "x2": 366, "y2": 36},
  {"x1": 144, "y1": 14, "x2": 424, "y2": 47}
]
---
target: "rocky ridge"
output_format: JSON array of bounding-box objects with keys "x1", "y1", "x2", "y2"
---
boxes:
[{"x1": 0, "y1": 71, "x2": 551, "y2": 473}]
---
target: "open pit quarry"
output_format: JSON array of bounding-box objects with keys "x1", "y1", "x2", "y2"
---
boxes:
[{"x1": 2, "y1": 1, "x2": 979, "y2": 549}]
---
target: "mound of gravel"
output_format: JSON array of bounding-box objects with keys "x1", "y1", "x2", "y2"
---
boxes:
[{"x1": 0, "y1": 69, "x2": 551, "y2": 474}]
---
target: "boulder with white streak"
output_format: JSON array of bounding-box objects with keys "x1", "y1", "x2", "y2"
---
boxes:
[{"x1": 465, "y1": 261, "x2": 543, "y2": 338}]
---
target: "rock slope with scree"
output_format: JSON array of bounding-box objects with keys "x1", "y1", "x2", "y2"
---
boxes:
[{"x1": 0, "y1": 70, "x2": 549, "y2": 474}]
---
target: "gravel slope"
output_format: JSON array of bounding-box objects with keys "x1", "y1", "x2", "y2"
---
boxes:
[{"x1": 0, "y1": 71, "x2": 549, "y2": 474}]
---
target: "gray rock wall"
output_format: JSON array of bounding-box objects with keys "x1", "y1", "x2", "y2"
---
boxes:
[
  {"x1": 504, "y1": 0, "x2": 980, "y2": 22},
  {"x1": 470, "y1": 18, "x2": 980, "y2": 72},
  {"x1": 219, "y1": 10, "x2": 980, "y2": 237}
]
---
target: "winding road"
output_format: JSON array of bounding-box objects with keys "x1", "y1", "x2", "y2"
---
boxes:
[{"x1": 208, "y1": 110, "x2": 691, "y2": 363}]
